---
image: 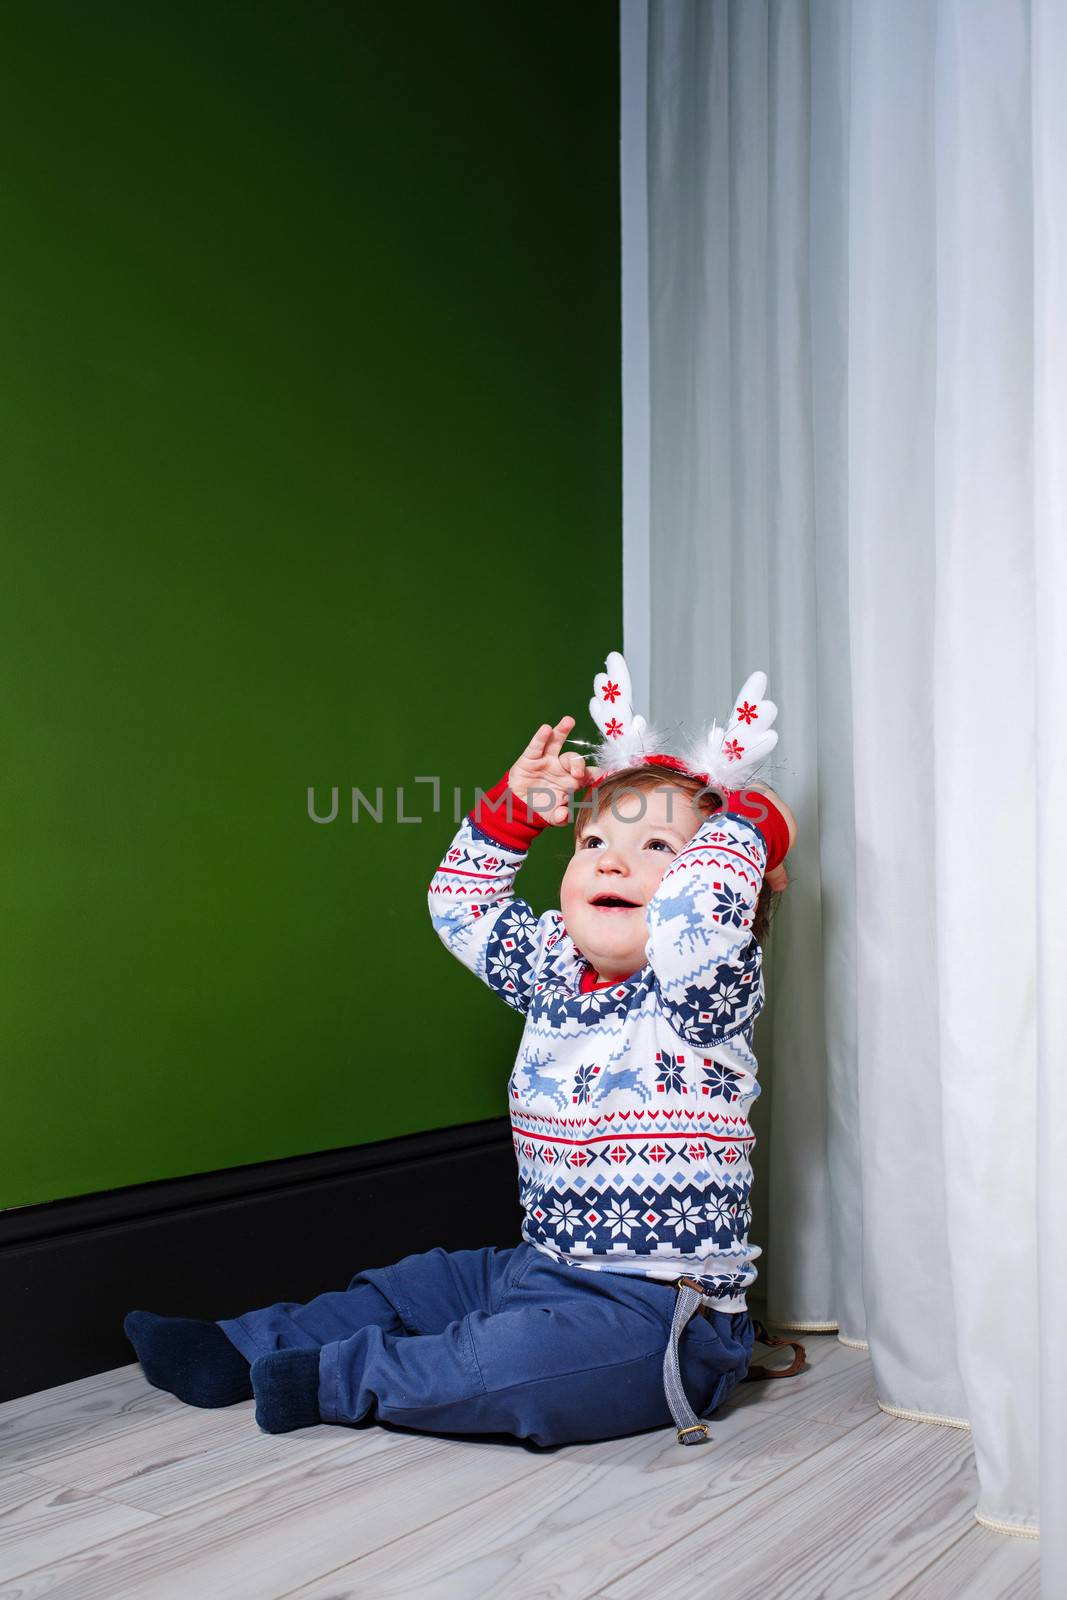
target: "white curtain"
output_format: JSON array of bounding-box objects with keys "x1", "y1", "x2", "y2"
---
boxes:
[{"x1": 624, "y1": 0, "x2": 1066, "y2": 1570}]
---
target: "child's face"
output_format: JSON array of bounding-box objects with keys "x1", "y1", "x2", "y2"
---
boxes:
[{"x1": 560, "y1": 784, "x2": 705, "y2": 981}]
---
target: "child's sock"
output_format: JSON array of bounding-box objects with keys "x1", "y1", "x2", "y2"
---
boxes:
[
  {"x1": 250, "y1": 1349, "x2": 322, "y2": 1433},
  {"x1": 123, "y1": 1310, "x2": 253, "y2": 1407}
]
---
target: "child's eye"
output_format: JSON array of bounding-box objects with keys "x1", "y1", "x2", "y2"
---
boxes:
[
  {"x1": 581, "y1": 834, "x2": 604, "y2": 849},
  {"x1": 646, "y1": 838, "x2": 674, "y2": 853}
]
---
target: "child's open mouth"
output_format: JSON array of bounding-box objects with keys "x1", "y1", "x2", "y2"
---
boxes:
[{"x1": 590, "y1": 894, "x2": 641, "y2": 913}]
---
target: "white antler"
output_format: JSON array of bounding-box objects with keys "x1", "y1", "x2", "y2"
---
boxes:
[
  {"x1": 685, "y1": 671, "x2": 778, "y2": 789},
  {"x1": 586, "y1": 650, "x2": 663, "y2": 773},
  {"x1": 589, "y1": 651, "x2": 638, "y2": 741}
]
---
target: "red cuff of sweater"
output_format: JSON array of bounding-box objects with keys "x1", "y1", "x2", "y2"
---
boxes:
[
  {"x1": 725, "y1": 789, "x2": 791, "y2": 873},
  {"x1": 469, "y1": 772, "x2": 549, "y2": 852}
]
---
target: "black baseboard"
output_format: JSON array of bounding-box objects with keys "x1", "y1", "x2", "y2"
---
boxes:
[{"x1": 0, "y1": 1119, "x2": 520, "y2": 1403}]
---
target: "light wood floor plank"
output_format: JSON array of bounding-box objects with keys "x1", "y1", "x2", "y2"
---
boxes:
[
  {"x1": 600, "y1": 1413, "x2": 990, "y2": 1599},
  {"x1": 0, "y1": 1367, "x2": 179, "y2": 1473},
  {"x1": 891, "y1": 1524, "x2": 1041, "y2": 1599},
  {"x1": 0, "y1": 1471, "x2": 158, "y2": 1586},
  {"x1": 728, "y1": 1335, "x2": 878, "y2": 1431},
  {"x1": 0, "y1": 1422, "x2": 555, "y2": 1599},
  {"x1": 26, "y1": 1390, "x2": 358, "y2": 1517},
  {"x1": 278, "y1": 1408, "x2": 850, "y2": 1600}
]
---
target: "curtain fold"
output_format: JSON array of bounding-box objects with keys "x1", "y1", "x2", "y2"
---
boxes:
[
  {"x1": 1032, "y1": 0, "x2": 1067, "y2": 1582},
  {"x1": 635, "y1": 0, "x2": 1063, "y2": 1562}
]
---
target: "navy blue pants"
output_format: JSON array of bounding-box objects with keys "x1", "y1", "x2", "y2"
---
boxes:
[{"x1": 217, "y1": 1243, "x2": 754, "y2": 1447}]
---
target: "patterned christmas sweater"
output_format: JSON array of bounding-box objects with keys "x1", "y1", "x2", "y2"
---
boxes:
[{"x1": 428, "y1": 775, "x2": 787, "y2": 1313}]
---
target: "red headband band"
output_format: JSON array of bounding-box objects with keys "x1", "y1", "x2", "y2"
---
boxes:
[{"x1": 587, "y1": 753, "x2": 712, "y2": 790}]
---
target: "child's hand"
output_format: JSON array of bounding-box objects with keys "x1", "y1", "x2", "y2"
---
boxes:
[{"x1": 508, "y1": 716, "x2": 596, "y2": 826}]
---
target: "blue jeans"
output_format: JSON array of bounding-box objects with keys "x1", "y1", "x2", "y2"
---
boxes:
[{"x1": 218, "y1": 1243, "x2": 754, "y2": 1447}]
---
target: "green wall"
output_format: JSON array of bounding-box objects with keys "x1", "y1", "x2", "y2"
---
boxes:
[{"x1": 0, "y1": 1, "x2": 621, "y2": 1208}]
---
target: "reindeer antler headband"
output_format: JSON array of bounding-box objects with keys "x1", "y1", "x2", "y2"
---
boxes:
[{"x1": 578, "y1": 651, "x2": 779, "y2": 792}]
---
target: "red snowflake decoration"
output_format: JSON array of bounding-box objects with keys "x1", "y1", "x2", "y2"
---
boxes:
[
  {"x1": 735, "y1": 701, "x2": 758, "y2": 724},
  {"x1": 601, "y1": 680, "x2": 621, "y2": 703},
  {"x1": 604, "y1": 717, "x2": 624, "y2": 739},
  {"x1": 723, "y1": 738, "x2": 744, "y2": 762}
]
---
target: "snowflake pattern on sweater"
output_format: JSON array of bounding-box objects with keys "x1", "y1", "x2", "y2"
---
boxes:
[{"x1": 428, "y1": 778, "x2": 769, "y2": 1311}]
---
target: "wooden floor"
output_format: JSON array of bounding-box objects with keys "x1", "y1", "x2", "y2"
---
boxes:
[{"x1": 0, "y1": 1332, "x2": 1041, "y2": 1599}]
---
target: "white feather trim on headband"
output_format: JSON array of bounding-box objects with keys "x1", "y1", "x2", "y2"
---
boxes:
[{"x1": 579, "y1": 652, "x2": 779, "y2": 788}]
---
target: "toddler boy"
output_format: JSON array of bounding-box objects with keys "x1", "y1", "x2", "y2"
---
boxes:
[{"x1": 124, "y1": 707, "x2": 793, "y2": 1446}]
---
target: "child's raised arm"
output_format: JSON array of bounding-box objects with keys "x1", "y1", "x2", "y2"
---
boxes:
[
  {"x1": 644, "y1": 789, "x2": 793, "y2": 1049},
  {"x1": 427, "y1": 717, "x2": 592, "y2": 1014}
]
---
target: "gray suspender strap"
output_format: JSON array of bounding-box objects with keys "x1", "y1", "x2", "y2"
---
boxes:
[
  {"x1": 663, "y1": 1276, "x2": 713, "y2": 1446},
  {"x1": 663, "y1": 1278, "x2": 809, "y2": 1446}
]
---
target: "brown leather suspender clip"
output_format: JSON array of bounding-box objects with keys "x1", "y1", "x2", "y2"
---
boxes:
[{"x1": 742, "y1": 1317, "x2": 807, "y2": 1381}]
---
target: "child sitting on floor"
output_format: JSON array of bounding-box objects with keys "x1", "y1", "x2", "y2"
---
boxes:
[{"x1": 124, "y1": 654, "x2": 795, "y2": 1446}]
